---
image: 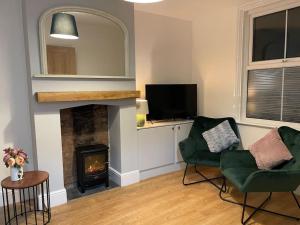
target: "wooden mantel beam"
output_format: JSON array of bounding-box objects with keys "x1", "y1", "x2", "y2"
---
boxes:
[{"x1": 36, "y1": 90, "x2": 141, "y2": 103}]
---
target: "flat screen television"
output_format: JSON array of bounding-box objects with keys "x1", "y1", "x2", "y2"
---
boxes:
[{"x1": 146, "y1": 84, "x2": 197, "y2": 121}]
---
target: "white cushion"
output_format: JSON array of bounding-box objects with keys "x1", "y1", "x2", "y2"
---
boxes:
[{"x1": 202, "y1": 120, "x2": 240, "y2": 153}]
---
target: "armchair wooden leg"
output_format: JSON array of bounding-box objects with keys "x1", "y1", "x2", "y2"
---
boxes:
[{"x1": 182, "y1": 164, "x2": 225, "y2": 192}]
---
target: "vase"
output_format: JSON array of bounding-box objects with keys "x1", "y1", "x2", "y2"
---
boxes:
[{"x1": 10, "y1": 166, "x2": 24, "y2": 181}]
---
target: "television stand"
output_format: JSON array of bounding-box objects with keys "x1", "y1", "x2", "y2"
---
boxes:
[
  {"x1": 137, "y1": 119, "x2": 194, "y2": 180},
  {"x1": 142, "y1": 119, "x2": 193, "y2": 128},
  {"x1": 149, "y1": 118, "x2": 193, "y2": 124}
]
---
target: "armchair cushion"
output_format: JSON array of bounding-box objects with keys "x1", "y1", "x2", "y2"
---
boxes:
[
  {"x1": 223, "y1": 168, "x2": 258, "y2": 191},
  {"x1": 249, "y1": 128, "x2": 293, "y2": 170},
  {"x1": 179, "y1": 137, "x2": 221, "y2": 167},
  {"x1": 202, "y1": 120, "x2": 240, "y2": 153},
  {"x1": 220, "y1": 150, "x2": 257, "y2": 171}
]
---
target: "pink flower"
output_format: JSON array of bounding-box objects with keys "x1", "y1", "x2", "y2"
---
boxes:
[
  {"x1": 3, "y1": 148, "x2": 11, "y2": 154},
  {"x1": 15, "y1": 156, "x2": 25, "y2": 166},
  {"x1": 11, "y1": 149, "x2": 19, "y2": 156},
  {"x1": 18, "y1": 151, "x2": 28, "y2": 160},
  {"x1": 7, "y1": 158, "x2": 16, "y2": 167},
  {"x1": 3, "y1": 154, "x2": 10, "y2": 163},
  {"x1": 3, "y1": 147, "x2": 29, "y2": 167}
]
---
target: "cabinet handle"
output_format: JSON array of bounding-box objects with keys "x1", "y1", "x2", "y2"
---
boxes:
[
  {"x1": 178, "y1": 126, "x2": 181, "y2": 130},
  {"x1": 172, "y1": 127, "x2": 175, "y2": 131}
]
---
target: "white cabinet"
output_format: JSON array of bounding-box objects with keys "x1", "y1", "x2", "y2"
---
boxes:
[
  {"x1": 137, "y1": 121, "x2": 193, "y2": 178},
  {"x1": 138, "y1": 125, "x2": 175, "y2": 171},
  {"x1": 175, "y1": 123, "x2": 193, "y2": 163}
]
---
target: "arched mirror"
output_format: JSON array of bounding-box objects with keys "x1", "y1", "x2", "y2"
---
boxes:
[{"x1": 39, "y1": 7, "x2": 129, "y2": 78}]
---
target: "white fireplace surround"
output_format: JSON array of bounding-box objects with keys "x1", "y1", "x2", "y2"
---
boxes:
[{"x1": 33, "y1": 99, "x2": 140, "y2": 207}]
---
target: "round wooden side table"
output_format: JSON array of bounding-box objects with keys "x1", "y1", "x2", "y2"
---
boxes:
[{"x1": 1, "y1": 171, "x2": 51, "y2": 225}]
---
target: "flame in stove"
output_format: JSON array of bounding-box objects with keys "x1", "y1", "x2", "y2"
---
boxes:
[
  {"x1": 88, "y1": 165, "x2": 94, "y2": 173},
  {"x1": 86, "y1": 160, "x2": 105, "y2": 174}
]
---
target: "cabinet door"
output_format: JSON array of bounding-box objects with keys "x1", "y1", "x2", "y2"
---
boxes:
[
  {"x1": 175, "y1": 123, "x2": 193, "y2": 163},
  {"x1": 138, "y1": 126, "x2": 175, "y2": 171}
]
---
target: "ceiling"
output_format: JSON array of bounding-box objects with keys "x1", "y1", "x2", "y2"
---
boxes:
[{"x1": 134, "y1": 0, "x2": 254, "y2": 20}]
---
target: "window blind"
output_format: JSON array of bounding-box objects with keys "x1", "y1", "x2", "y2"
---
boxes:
[
  {"x1": 282, "y1": 67, "x2": 300, "y2": 122},
  {"x1": 246, "y1": 68, "x2": 282, "y2": 121}
]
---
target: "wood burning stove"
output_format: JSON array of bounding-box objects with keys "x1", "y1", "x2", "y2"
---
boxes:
[{"x1": 76, "y1": 144, "x2": 109, "y2": 193}]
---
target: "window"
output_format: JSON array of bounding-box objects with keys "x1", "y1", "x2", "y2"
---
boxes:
[
  {"x1": 244, "y1": 4, "x2": 300, "y2": 124},
  {"x1": 252, "y1": 11, "x2": 286, "y2": 61}
]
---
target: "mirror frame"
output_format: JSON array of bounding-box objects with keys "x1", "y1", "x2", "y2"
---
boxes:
[{"x1": 39, "y1": 6, "x2": 130, "y2": 78}]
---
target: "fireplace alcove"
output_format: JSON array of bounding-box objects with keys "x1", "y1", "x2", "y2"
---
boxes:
[
  {"x1": 60, "y1": 104, "x2": 116, "y2": 199},
  {"x1": 32, "y1": 95, "x2": 139, "y2": 206}
]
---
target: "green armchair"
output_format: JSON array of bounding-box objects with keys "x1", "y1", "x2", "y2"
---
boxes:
[
  {"x1": 179, "y1": 116, "x2": 242, "y2": 190},
  {"x1": 220, "y1": 126, "x2": 300, "y2": 224}
]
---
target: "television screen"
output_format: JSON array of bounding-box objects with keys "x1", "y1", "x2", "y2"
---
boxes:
[{"x1": 146, "y1": 84, "x2": 197, "y2": 121}]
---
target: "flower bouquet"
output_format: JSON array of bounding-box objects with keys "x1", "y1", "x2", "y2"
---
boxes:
[{"x1": 3, "y1": 147, "x2": 29, "y2": 181}]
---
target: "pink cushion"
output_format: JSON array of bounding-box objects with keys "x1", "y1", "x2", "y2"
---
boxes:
[{"x1": 249, "y1": 128, "x2": 293, "y2": 170}]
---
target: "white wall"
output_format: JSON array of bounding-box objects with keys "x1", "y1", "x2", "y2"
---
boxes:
[
  {"x1": 0, "y1": 0, "x2": 34, "y2": 182},
  {"x1": 135, "y1": 0, "x2": 271, "y2": 149},
  {"x1": 135, "y1": 11, "x2": 193, "y2": 98},
  {"x1": 184, "y1": 0, "x2": 276, "y2": 149}
]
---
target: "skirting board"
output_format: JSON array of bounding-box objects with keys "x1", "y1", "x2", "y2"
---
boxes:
[
  {"x1": 140, "y1": 162, "x2": 185, "y2": 181},
  {"x1": 37, "y1": 188, "x2": 67, "y2": 209},
  {"x1": 39, "y1": 188, "x2": 67, "y2": 208},
  {"x1": 0, "y1": 188, "x2": 67, "y2": 208},
  {"x1": 109, "y1": 167, "x2": 140, "y2": 186}
]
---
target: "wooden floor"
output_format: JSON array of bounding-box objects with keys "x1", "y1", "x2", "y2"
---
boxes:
[{"x1": 1, "y1": 167, "x2": 300, "y2": 225}]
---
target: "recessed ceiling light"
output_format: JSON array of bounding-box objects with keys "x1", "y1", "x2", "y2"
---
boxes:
[{"x1": 124, "y1": 0, "x2": 164, "y2": 3}]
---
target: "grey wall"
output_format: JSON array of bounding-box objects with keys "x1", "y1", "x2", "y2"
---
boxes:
[
  {"x1": 0, "y1": 0, "x2": 34, "y2": 182},
  {"x1": 0, "y1": 0, "x2": 138, "y2": 203},
  {"x1": 21, "y1": 0, "x2": 138, "y2": 199},
  {"x1": 23, "y1": 0, "x2": 135, "y2": 77}
]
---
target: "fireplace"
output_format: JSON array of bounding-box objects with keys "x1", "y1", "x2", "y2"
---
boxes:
[
  {"x1": 76, "y1": 144, "x2": 109, "y2": 193},
  {"x1": 60, "y1": 105, "x2": 110, "y2": 196}
]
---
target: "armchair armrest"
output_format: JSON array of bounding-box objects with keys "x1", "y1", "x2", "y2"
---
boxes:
[
  {"x1": 220, "y1": 150, "x2": 257, "y2": 171},
  {"x1": 242, "y1": 169, "x2": 300, "y2": 192},
  {"x1": 179, "y1": 137, "x2": 197, "y2": 162}
]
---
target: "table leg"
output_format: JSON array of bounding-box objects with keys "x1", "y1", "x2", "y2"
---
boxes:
[
  {"x1": 27, "y1": 188, "x2": 31, "y2": 211},
  {"x1": 19, "y1": 189, "x2": 23, "y2": 215},
  {"x1": 36, "y1": 185, "x2": 39, "y2": 210},
  {"x1": 46, "y1": 178, "x2": 51, "y2": 221},
  {"x1": 41, "y1": 182, "x2": 45, "y2": 224},
  {"x1": 32, "y1": 186, "x2": 38, "y2": 224},
  {"x1": 2, "y1": 187, "x2": 7, "y2": 225},
  {"x1": 12, "y1": 189, "x2": 18, "y2": 225},
  {"x1": 22, "y1": 188, "x2": 28, "y2": 225},
  {"x1": 5, "y1": 188, "x2": 11, "y2": 225}
]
